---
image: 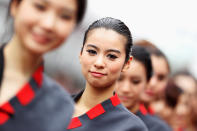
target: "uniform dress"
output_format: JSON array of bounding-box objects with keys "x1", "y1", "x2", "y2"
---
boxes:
[
  {"x1": 136, "y1": 104, "x2": 172, "y2": 131},
  {"x1": 67, "y1": 91, "x2": 148, "y2": 131},
  {"x1": 0, "y1": 44, "x2": 74, "y2": 131}
]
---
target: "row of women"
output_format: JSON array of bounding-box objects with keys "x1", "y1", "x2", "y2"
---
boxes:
[{"x1": 0, "y1": 0, "x2": 196, "y2": 131}]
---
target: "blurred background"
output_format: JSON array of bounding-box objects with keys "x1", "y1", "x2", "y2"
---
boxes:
[{"x1": 0, "y1": 0, "x2": 196, "y2": 93}]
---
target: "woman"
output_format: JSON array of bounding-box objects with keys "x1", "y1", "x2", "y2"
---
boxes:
[
  {"x1": 135, "y1": 40, "x2": 170, "y2": 115},
  {"x1": 67, "y1": 17, "x2": 148, "y2": 131},
  {"x1": 0, "y1": 0, "x2": 86, "y2": 130},
  {"x1": 171, "y1": 71, "x2": 197, "y2": 131},
  {"x1": 115, "y1": 45, "x2": 172, "y2": 131}
]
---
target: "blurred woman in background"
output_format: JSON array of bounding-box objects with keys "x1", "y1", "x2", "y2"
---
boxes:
[
  {"x1": 172, "y1": 71, "x2": 197, "y2": 131},
  {"x1": 157, "y1": 71, "x2": 197, "y2": 131},
  {"x1": 0, "y1": 0, "x2": 86, "y2": 130},
  {"x1": 115, "y1": 45, "x2": 172, "y2": 131},
  {"x1": 135, "y1": 39, "x2": 170, "y2": 115}
]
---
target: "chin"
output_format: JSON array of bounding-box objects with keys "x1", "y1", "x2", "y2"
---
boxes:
[
  {"x1": 25, "y1": 43, "x2": 54, "y2": 55},
  {"x1": 89, "y1": 81, "x2": 112, "y2": 90}
]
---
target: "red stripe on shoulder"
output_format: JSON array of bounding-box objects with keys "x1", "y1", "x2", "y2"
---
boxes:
[
  {"x1": 17, "y1": 84, "x2": 35, "y2": 106},
  {"x1": 139, "y1": 104, "x2": 148, "y2": 115},
  {"x1": 1, "y1": 102, "x2": 14, "y2": 114},
  {"x1": 86, "y1": 104, "x2": 105, "y2": 119},
  {"x1": 67, "y1": 117, "x2": 82, "y2": 129},
  {"x1": 0, "y1": 112, "x2": 9, "y2": 125},
  {"x1": 148, "y1": 106, "x2": 155, "y2": 115},
  {"x1": 110, "y1": 94, "x2": 120, "y2": 106},
  {"x1": 33, "y1": 66, "x2": 43, "y2": 87}
]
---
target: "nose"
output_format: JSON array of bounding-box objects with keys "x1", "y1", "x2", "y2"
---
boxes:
[
  {"x1": 40, "y1": 11, "x2": 56, "y2": 31},
  {"x1": 147, "y1": 75, "x2": 157, "y2": 90},
  {"x1": 94, "y1": 55, "x2": 105, "y2": 69},
  {"x1": 120, "y1": 80, "x2": 131, "y2": 94}
]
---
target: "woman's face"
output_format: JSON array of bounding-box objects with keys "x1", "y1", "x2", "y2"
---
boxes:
[
  {"x1": 80, "y1": 28, "x2": 129, "y2": 89},
  {"x1": 11, "y1": 0, "x2": 77, "y2": 54},
  {"x1": 115, "y1": 60, "x2": 147, "y2": 109},
  {"x1": 173, "y1": 75, "x2": 197, "y2": 128},
  {"x1": 171, "y1": 93, "x2": 191, "y2": 129},
  {"x1": 141, "y1": 55, "x2": 169, "y2": 103}
]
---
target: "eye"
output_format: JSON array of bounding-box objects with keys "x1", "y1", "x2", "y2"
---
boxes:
[
  {"x1": 107, "y1": 54, "x2": 118, "y2": 60},
  {"x1": 131, "y1": 79, "x2": 141, "y2": 85},
  {"x1": 118, "y1": 75, "x2": 124, "y2": 81},
  {"x1": 86, "y1": 49, "x2": 97, "y2": 55},
  {"x1": 34, "y1": 3, "x2": 46, "y2": 11},
  {"x1": 157, "y1": 75, "x2": 165, "y2": 81},
  {"x1": 60, "y1": 14, "x2": 72, "y2": 20}
]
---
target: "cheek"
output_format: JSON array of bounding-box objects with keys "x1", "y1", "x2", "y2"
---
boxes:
[
  {"x1": 109, "y1": 62, "x2": 124, "y2": 75},
  {"x1": 56, "y1": 21, "x2": 76, "y2": 41},
  {"x1": 81, "y1": 56, "x2": 92, "y2": 71},
  {"x1": 135, "y1": 85, "x2": 143, "y2": 94},
  {"x1": 15, "y1": 3, "x2": 38, "y2": 28},
  {"x1": 157, "y1": 80, "x2": 168, "y2": 92}
]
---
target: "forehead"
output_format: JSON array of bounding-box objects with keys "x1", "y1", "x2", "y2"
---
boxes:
[
  {"x1": 151, "y1": 55, "x2": 169, "y2": 75},
  {"x1": 175, "y1": 75, "x2": 196, "y2": 93},
  {"x1": 34, "y1": 0, "x2": 77, "y2": 11},
  {"x1": 85, "y1": 28, "x2": 127, "y2": 50},
  {"x1": 123, "y1": 60, "x2": 146, "y2": 77}
]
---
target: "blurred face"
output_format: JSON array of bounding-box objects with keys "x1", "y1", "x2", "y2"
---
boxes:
[
  {"x1": 79, "y1": 28, "x2": 129, "y2": 89},
  {"x1": 171, "y1": 93, "x2": 191, "y2": 129},
  {"x1": 115, "y1": 60, "x2": 147, "y2": 109},
  {"x1": 174, "y1": 75, "x2": 197, "y2": 128},
  {"x1": 11, "y1": 0, "x2": 77, "y2": 54},
  {"x1": 141, "y1": 55, "x2": 169, "y2": 102}
]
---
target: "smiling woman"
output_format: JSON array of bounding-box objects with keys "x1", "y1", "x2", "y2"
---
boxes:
[
  {"x1": 67, "y1": 17, "x2": 148, "y2": 131},
  {"x1": 0, "y1": 0, "x2": 86, "y2": 130}
]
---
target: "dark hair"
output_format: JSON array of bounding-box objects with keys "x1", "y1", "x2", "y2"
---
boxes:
[
  {"x1": 8, "y1": 0, "x2": 87, "y2": 24},
  {"x1": 132, "y1": 45, "x2": 153, "y2": 81},
  {"x1": 164, "y1": 78, "x2": 183, "y2": 108},
  {"x1": 135, "y1": 39, "x2": 170, "y2": 73},
  {"x1": 81, "y1": 17, "x2": 133, "y2": 63}
]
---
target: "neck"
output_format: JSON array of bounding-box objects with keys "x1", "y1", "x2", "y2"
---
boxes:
[
  {"x1": 143, "y1": 101, "x2": 150, "y2": 108},
  {"x1": 128, "y1": 102, "x2": 140, "y2": 114},
  {"x1": 5, "y1": 36, "x2": 42, "y2": 77},
  {"x1": 77, "y1": 82, "x2": 115, "y2": 110}
]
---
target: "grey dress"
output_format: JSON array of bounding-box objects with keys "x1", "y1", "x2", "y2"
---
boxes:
[{"x1": 0, "y1": 45, "x2": 74, "y2": 131}]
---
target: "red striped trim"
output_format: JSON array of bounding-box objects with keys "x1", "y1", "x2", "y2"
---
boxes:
[
  {"x1": 17, "y1": 84, "x2": 35, "y2": 106},
  {"x1": 67, "y1": 94, "x2": 119, "y2": 129},
  {"x1": 0, "y1": 112, "x2": 9, "y2": 125},
  {"x1": 110, "y1": 94, "x2": 120, "y2": 106},
  {"x1": 0, "y1": 102, "x2": 14, "y2": 125},
  {"x1": 67, "y1": 117, "x2": 82, "y2": 129},
  {"x1": 148, "y1": 106, "x2": 155, "y2": 115},
  {"x1": 0, "y1": 66, "x2": 43, "y2": 125},
  {"x1": 33, "y1": 66, "x2": 43, "y2": 87},
  {"x1": 86, "y1": 104, "x2": 105, "y2": 119},
  {"x1": 139, "y1": 104, "x2": 148, "y2": 115},
  {"x1": 1, "y1": 102, "x2": 14, "y2": 114}
]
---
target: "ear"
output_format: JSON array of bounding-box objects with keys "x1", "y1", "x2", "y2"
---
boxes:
[
  {"x1": 122, "y1": 56, "x2": 133, "y2": 72},
  {"x1": 10, "y1": 0, "x2": 20, "y2": 18}
]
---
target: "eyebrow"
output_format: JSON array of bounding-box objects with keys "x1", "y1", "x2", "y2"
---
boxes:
[
  {"x1": 39, "y1": 0, "x2": 76, "y2": 14},
  {"x1": 106, "y1": 49, "x2": 121, "y2": 54},
  {"x1": 86, "y1": 44, "x2": 99, "y2": 50},
  {"x1": 86, "y1": 44, "x2": 121, "y2": 54}
]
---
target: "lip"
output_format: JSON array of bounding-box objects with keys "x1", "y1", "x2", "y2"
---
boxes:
[
  {"x1": 145, "y1": 90, "x2": 155, "y2": 96},
  {"x1": 119, "y1": 95, "x2": 132, "y2": 102},
  {"x1": 90, "y1": 71, "x2": 106, "y2": 78},
  {"x1": 32, "y1": 32, "x2": 52, "y2": 45}
]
